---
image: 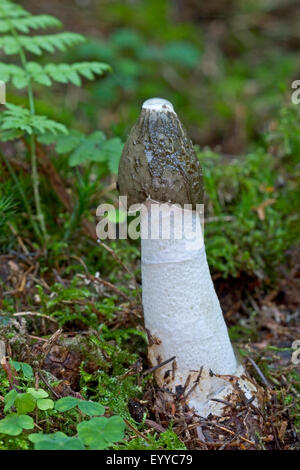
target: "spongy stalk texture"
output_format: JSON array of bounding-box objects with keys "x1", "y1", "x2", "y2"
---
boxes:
[{"x1": 141, "y1": 204, "x2": 237, "y2": 391}]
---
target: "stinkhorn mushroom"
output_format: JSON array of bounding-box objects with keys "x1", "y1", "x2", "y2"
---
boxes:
[{"x1": 118, "y1": 98, "x2": 254, "y2": 417}]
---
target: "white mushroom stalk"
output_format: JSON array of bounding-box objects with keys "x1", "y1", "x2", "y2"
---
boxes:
[{"x1": 118, "y1": 98, "x2": 255, "y2": 417}]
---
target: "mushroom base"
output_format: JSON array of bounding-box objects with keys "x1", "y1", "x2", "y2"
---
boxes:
[{"x1": 148, "y1": 343, "x2": 256, "y2": 416}]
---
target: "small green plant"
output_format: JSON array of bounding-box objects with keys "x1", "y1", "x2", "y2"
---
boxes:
[
  {"x1": 28, "y1": 414, "x2": 126, "y2": 451},
  {"x1": 10, "y1": 361, "x2": 34, "y2": 379},
  {"x1": 38, "y1": 129, "x2": 123, "y2": 174},
  {"x1": 28, "y1": 432, "x2": 84, "y2": 451},
  {"x1": 76, "y1": 416, "x2": 125, "y2": 450},
  {"x1": 0, "y1": 0, "x2": 111, "y2": 242},
  {"x1": 28, "y1": 399, "x2": 125, "y2": 450},
  {"x1": 4, "y1": 388, "x2": 54, "y2": 414},
  {"x1": 55, "y1": 396, "x2": 104, "y2": 416},
  {"x1": 0, "y1": 385, "x2": 126, "y2": 450},
  {"x1": 0, "y1": 414, "x2": 34, "y2": 436}
]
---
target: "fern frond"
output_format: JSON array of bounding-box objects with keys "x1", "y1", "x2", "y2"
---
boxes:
[
  {"x1": 0, "y1": 63, "x2": 51, "y2": 88},
  {"x1": 0, "y1": 32, "x2": 85, "y2": 55},
  {"x1": 44, "y1": 62, "x2": 111, "y2": 86},
  {"x1": 1, "y1": 104, "x2": 68, "y2": 135},
  {"x1": 0, "y1": 62, "x2": 110, "y2": 89},
  {"x1": 27, "y1": 62, "x2": 52, "y2": 86},
  {"x1": 71, "y1": 62, "x2": 112, "y2": 80},
  {"x1": 0, "y1": 63, "x2": 27, "y2": 88},
  {"x1": 38, "y1": 129, "x2": 123, "y2": 172},
  {"x1": 0, "y1": 1, "x2": 29, "y2": 19},
  {"x1": 44, "y1": 63, "x2": 81, "y2": 86},
  {"x1": 0, "y1": 15, "x2": 62, "y2": 33}
]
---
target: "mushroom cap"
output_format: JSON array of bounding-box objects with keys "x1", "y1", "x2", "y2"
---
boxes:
[
  {"x1": 142, "y1": 97, "x2": 174, "y2": 113},
  {"x1": 118, "y1": 98, "x2": 203, "y2": 208}
]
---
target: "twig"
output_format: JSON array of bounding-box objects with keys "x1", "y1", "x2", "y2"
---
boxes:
[
  {"x1": 247, "y1": 356, "x2": 271, "y2": 388},
  {"x1": 41, "y1": 329, "x2": 63, "y2": 356},
  {"x1": 89, "y1": 274, "x2": 130, "y2": 301},
  {"x1": 123, "y1": 418, "x2": 150, "y2": 442},
  {"x1": 145, "y1": 419, "x2": 166, "y2": 433},
  {"x1": 27, "y1": 334, "x2": 47, "y2": 342},
  {"x1": 202, "y1": 421, "x2": 256, "y2": 447},
  {"x1": 210, "y1": 398, "x2": 234, "y2": 407},
  {"x1": 7, "y1": 223, "x2": 29, "y2": 255},
  {"x1": 204, "y1": 215, "x2": 235, "y2": 223},
  {"x1": 184, "y1": 367, "x2": 203, "y2": 400},
  {"x1": 73, "y1": 255, "x2": 132, "y2": 302},
  {"x1": 143, "y1": 356, "x2": 176, "y2": 376},
  {"x1": 38, "y1": 370, "x2": 60, "y2": 399},
  {"x1": 13, "y1": 311, "x2": 58, "y2": 325},
  {"x1": 177, "y1": 374, "x2": 191, "y2": 399}
]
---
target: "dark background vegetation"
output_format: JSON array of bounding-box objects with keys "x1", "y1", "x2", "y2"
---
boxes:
[
  {"x1": 18, "y1": 0, "x2": 300, "y2": 151},
  {"x1": 0, "y1": 0, "x2": 299, "y2": 450}
]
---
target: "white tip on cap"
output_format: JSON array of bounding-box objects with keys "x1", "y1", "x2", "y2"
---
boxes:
[{"x1": 142, "y1": 97, "x2": 175, "y2": 113}]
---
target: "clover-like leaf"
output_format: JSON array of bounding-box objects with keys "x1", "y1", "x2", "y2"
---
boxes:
[
  {"x1": 4, "y1": 389, "x2": 18, "y2": 413},
  {"x1": 27, "y1": 388, "x2": 49, "y2": 399},
  {"x1": 10, "y1": 360, "x2": 33, "y2": 378},
  {"x1": 0, "y1": 414, "x2": 34, "y2": 436},
  {"x1": 29, "y1": 431, "x2": 67, "y2": 444},
  {"x1": 101, "y1": 415, "x2": 126, "y2": 442},
  {"x1": 29, "y1": 432, "x2": 84, "y2": 450},
  {"x1": 15, "y1": 393, "x2": 36, "y2": 415},
  {"x1": 55, "y1": 397, "x2": 105, "y2": 416},
  {"x1": 77, "y1": 400, "x2": 105, "y2": 416},
  {"x1": 77, "y1": 416, "x2": 125, "y2": 450},
  {"x1": 55, "y1": 396, "x2": 79, "y2": 412},
  {"x1": 36, "y1": 399, "x2": 54, "y2": 411}
]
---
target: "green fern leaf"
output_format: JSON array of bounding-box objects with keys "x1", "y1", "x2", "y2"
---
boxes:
[
  {"x1": 45, "y1": 64, "x2": 81, "y2": 85},
  {"x1": 38, "y1": 130, "x2": 123, "y2": 173},
  {"x1": 0, "y1": 63, "x2": 52, "y2": 88},
  {"x1": 0, "y1": 63, "x2": 25, "y2": 83},
  {"x1": 0, "y1": 15, "x2": 61, "y2": 33},
  {"x1": 69, "y1": 131, "x2": 106, "y2": 166},
  {"x1": 38, "y1": 130, "x2": 84, "y2": 153},
  {"x1": 12, "y1": 74, "x2": 28, "y2": 89},
  {"x1": 101, "y1": 138, "x2": 124, "y2": 174},
  {"x1": 30, "y1": 115, "x2": 68, "y2": 135},
  {"x1": 43, "y1": 63, "x2": 66, "y2": 82},
  {"x1": 43, "y1": 62, "x2": 110, "y2": 86},
  {"x1": 27, "y1": 62, "x2": 51, "y2": 86},
  {"x1": 0, "y1": 1, "x2": 29, "y2": 19},
  {"x1": 72, "y1": 62, "x2": 111, "y2": 79},
  {"x1": 0, "y1": 61, "x2": 109, "y2": 89},
  {"x1": 0, "y1": 127, "x2": 23, "y2": 142},
  {"x1": 56, "y1": 130, "x2": 84, "y2": 152},
  {"x1": 1, "y1": 104, "x2": 68, "y2": 135},
  {"x1": 0, "y1": 33, "x2": 85, "y2": 55},
  {"x1": 0, "y1": 36, "x2": 19, "y2": 54}
]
